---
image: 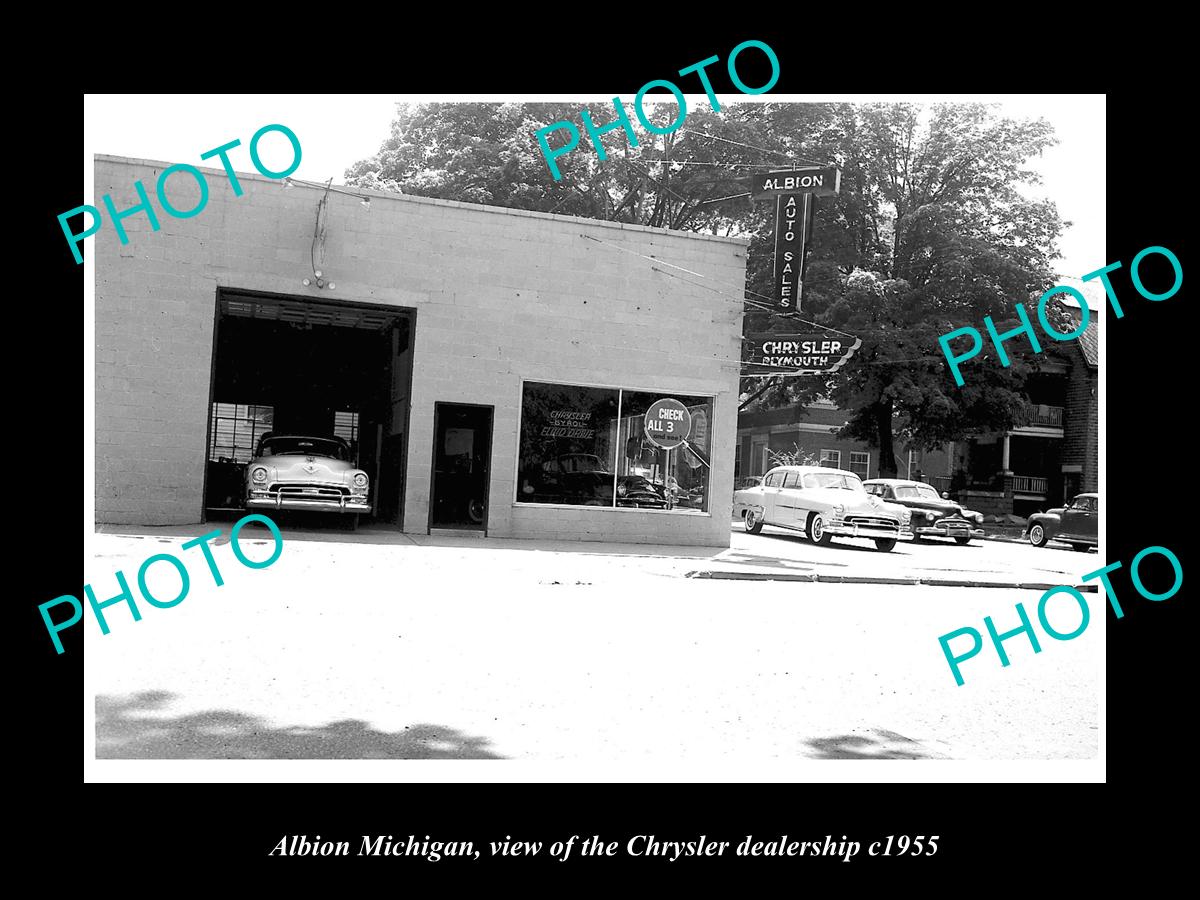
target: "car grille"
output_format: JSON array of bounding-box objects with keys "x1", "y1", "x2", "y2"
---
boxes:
[
  {"x1": 935, "y1": 517, "x2": 969, "y2": 529},
  {"x1": 846, "y1": 516, "x2": 899, "y2": 531},
  {"x1": 271, "y1": 482, "x2": 349, "y2": 500}
]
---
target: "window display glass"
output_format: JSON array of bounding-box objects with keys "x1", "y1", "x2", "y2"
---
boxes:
[
  {"x1": 517, "y1": 382, "x2": 620, "y2": 506},
  {"x1": 517, "y1": 381, "x2": 712, "y2": 513}
]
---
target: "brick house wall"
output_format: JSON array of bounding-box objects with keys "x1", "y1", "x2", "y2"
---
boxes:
[
  {"x1": 1062, "y1": 350, "x2": 1098, "y2": 494},
  {"x1": 94, "y1": 155, "x2": 747, "y2": 546},
  {"x1": 736, "y1": 406, "x2": 951, "y2": 481}
]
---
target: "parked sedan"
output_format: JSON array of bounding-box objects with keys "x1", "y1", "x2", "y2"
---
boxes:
[
  {"x1": 863, "y1": 478, "x2": 984, "y2": 545},
  {"x1": 734, "y1": 465, "x2": 914, "y2": 552},
  {"x1": 245, "y1": 433, "x2": 371, "y2": 517},
  {"x1": 1026, "y1": 493, "x2": 1098, "y2": 551}
]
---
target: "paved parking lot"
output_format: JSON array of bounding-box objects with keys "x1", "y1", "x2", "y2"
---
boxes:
[
  {"x1": 87, "y1": 523, "x2": 1101, "y2": 762},
  {"x1": 720, "y1": 520, "x2": 1100, "y2": 586}
]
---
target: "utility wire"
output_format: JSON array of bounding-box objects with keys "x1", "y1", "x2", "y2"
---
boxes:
[
  {"x1": 286, "y1": 175, "x2": 375, "y2": 202},
  {"x1": 682, "y1": 131, "x2": 828, "y2": 168}
]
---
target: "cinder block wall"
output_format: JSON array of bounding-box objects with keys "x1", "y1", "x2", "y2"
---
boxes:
[{"x1": 94, "y1": 156, "x2": 747, "y2": 546}]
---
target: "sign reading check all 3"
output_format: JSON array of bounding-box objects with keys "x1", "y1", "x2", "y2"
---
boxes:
[{"x1": 643, "y1": 398, "x2": 691, "y2": 450}]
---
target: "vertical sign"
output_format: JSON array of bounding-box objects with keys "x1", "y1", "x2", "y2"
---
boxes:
[{"x1": 773, "y1": 194, "x2": 814, "y2": 313}]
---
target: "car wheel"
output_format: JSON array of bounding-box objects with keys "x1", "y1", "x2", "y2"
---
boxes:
[
  {"x1": 954, "y1": 536, "x2": 972, "y2": 546},
  {"x1": 468, "y1": 499, "x2": 485, "y2": 524},
  {"x1": 744, "y1": 508, "x2": 764, "y2": 534},
  {"x1": 874, "y1": 537, "x2": 897, "y2": 552},
  {"x1": 1068, "y1": 543, "x2": 1091, "y2": 552},
  {"x1": 1028, "y1": 523, "x2": 1048, "y2": 547},
  {"x1": 808, "y1": 512, "x2": 833, "y2": 546}
]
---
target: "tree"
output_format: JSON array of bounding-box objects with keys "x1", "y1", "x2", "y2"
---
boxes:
[
  {"x1": 348, "y1": 102, "x2": 1067, "y2": 477},
  {"x1": 345, "y1": 101, "x2": 843, "y2": 235},
  {"x1": 745, "y1": 103, "x2": 1066, "y2": 476}
]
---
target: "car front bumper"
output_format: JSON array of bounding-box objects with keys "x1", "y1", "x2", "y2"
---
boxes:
[
  {"x1": 247, "y1": 495, "x2": 371, "y2": 513},
  {"x1": 915, "y1": 524, "x2": 984, "y2": 539},
  {"x1": 826, "y1": 522, "x2": 914, "y2": 541}
]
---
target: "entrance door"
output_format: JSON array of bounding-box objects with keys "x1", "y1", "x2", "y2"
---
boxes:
[{"x1": 430, "y1": 403, "x2": 493, "y2": 531}]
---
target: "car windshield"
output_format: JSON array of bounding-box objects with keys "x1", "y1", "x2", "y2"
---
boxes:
[
  {"x1": 895, "y1": 484, "x2": 940, "y2": 499},
  {"x1": 259, "y1": 437, "x2": 347, "y2": 460},
  {"x1": 802, "y1": 472, "x2": 865, "y2": 491}
]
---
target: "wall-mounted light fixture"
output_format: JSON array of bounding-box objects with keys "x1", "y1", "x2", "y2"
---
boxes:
[{"x1": 283, "y1": 178, "x2": 369, "y2": 291}]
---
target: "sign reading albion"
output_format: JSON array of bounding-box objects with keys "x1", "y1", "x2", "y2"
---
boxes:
[
  {"x1": 746, "y1": 333, "x2": 862, "y2": 375},
  {"x1": 746, "y1": 166, "x2": 841, "y2": 199}
]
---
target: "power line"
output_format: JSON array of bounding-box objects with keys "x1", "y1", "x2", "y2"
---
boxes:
[{"x1": 681, "y1": 131, "x2": 828, "y2": 168}]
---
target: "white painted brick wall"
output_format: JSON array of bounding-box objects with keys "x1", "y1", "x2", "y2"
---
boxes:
[{"x1": 95, "y1": 155, "x2": 747, "y2": 546}]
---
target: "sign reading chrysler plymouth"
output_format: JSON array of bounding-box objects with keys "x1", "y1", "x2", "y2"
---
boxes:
[
  {"x1": 746, "y1": 166, "x2": 841, "y2": 199},
  {"x1": 644, "y1": 398, "x2": 692, "y2": 450},
  {"x1": 746, "y1": 333, "x2": 862, "y2": 375}
]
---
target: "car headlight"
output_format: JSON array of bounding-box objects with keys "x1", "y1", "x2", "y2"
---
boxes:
[
  {"x1": 251, "y1": 467, "x2": 268, "y2": 484},
  {"x1": 900, "y1": 510, "x2": 912, "y2": 523},
  {"x1": 832, "y1": 503, "x2": 845, "y2": 516},
  {"x1": 617, "y1": 482, "x2": 628, "y2": 497},
  {"x1": 353, "y1": 472, "x2": 368, "y2": 488}
]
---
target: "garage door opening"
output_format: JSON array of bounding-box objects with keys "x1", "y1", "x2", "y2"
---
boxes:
[{"x1": 203, "y1": 290, "x2": 415, "y2": 528}]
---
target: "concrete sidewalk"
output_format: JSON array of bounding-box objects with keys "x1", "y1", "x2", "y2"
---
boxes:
[{"x1": 94, "y1": 520, "x2": 1094, "y2": 591}]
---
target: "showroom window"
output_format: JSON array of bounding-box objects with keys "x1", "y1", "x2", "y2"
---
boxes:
[
  {"x1": 209, "y1": 403, "x2": 274, "y2": 464},
  {"x1": 516, "y1": 381, "x2": 713, "y2": 512},
  {"x1": 849, "y1": 451, "x2": 870, "y2": 479}
]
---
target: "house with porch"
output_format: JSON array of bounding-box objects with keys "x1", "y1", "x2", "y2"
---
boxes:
[{"x1": 952, "y1": 305, "x2": 1098, "y2": 518}]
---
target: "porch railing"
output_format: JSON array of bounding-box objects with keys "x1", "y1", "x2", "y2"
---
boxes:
[
  {"x1": 1011, "y1": 475, "x2": 1048, "y2": 494},
  {"x1": 1020, "y1": 404, "x2": 1064, "y2": 428}
]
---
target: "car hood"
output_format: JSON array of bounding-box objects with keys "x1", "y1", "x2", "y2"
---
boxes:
[
  {"x1": 893, "y1": 498, "x2": 965, "y2": 516},
  {"x1": 803, "y1": 488, "x2": 906, "y2": 516},
  {"x1": 254, "y1": 456, "x2": 359, "y2": 481}
]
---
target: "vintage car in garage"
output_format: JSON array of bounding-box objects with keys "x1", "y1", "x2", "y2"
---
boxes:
[
  {"x1": 863, "y1": 478, "x2": 985, "y2": 545},
  {"x1": 733, "y1": 465, "x2": 914, "y2": 552},
  {"x1": 1025, "y1": 492, "x2": 1098, "y2": 551},
  {"x1": 244, "y1": 433, "x2": 371, "y2": 519}
]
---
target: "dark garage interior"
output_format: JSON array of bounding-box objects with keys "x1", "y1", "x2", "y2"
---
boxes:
[{"x1": 204, "y1": 290, "x2": 415, "y2": 527}]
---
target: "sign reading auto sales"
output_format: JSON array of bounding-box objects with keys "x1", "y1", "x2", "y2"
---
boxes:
[
  {"x1": 774, "y1": 193, "x2": 813, "y2": 312},
  {"x1": 746, "y1": 333, "x2": 862, "y2": 375},
  {"x1": 744, "y1": 166, "x2": 841, "y2": 314},
  {"x1": 644, "y1": 398, "x2": 692, "y2": 450}
]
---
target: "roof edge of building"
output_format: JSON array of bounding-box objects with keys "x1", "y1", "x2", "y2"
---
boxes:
[{"x1": 94, "y1": 154, "x2": 750, "y2": 247}]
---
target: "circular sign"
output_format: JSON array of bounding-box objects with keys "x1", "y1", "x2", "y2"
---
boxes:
[{"x1": 643, "y1": 398, "x2": 692, "y2": 450}]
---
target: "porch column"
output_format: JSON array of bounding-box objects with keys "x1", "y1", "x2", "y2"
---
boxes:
[{"x1": 1001, "y1": 433, "x2": 1012, "y2": 474}]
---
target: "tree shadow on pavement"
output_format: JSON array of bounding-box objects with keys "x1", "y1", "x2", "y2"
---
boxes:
[
  {"x1": 96, "y1": 691, "x2": 503, "y2": 759},
  {"x1": 806, "y1": 729, "x2": 933, "y2": 760}
]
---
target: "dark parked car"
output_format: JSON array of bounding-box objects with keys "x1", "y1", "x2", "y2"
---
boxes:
[
  {"x1": 1026, "y1": 493, "x2": 1098, "y2": 551},
  {"x1": 520, "y1": 453, "x2": 669, "y2": 508},
  {"x1": 863, "y1": 478, "x2": 984, "y2": 545}
]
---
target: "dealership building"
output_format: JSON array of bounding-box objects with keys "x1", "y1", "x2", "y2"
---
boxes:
[{"x1": 93, "y1": 155, "x2": 748, "y2": 546}]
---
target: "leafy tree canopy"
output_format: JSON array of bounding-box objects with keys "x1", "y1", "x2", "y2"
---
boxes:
[{"x1": 347, "y1": 101, "x2": 1067, "y2": 475}]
